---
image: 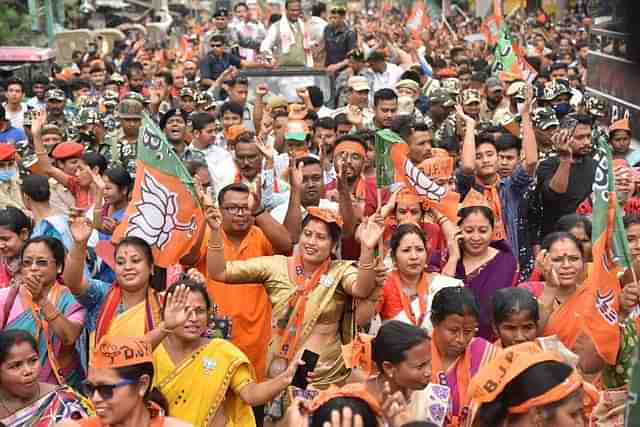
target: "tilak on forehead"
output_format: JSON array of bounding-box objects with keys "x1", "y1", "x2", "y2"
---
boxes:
[{"x1": 334, "y1": 140, "x2": 366, "y2": 158}]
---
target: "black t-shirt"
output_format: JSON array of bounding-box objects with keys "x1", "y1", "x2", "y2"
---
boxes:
[{"x1": 535, "y1": 155, "x2": 596, "y2": 238}]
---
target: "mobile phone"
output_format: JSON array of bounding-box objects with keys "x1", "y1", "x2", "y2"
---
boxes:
[{"x1": 291, "y1": 349, "x2": 319, "y2": 389}]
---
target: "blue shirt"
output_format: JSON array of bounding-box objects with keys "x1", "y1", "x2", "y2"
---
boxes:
[
  {"x1": 0, "y1": 126, "x2": 27, "y2": 150},
  {"x1": 456, "y1": 165, "x2": 533, "y2": 259}
]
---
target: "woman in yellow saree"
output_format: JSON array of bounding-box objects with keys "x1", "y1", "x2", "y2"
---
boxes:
[
  {"x1": 63, "y1": 215, "x2": 191, "y2": 362},
  {"x1": 153, "y1": 279, "x2": 300, "y2": 427},
  {"x1": 206, "y1": 207, "x2": 383, "y2": 392}
]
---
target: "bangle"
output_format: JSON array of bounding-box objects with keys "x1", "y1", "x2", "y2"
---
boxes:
[
  {"x1": 358, "y1": 261, "x2": 376, "y2": 270},
  {"x1": 45, "y1": 311, "x2": 61, "y2": 322},
  {"x1": 208, "y1": 242, "x2": 224, "y2": 251}
]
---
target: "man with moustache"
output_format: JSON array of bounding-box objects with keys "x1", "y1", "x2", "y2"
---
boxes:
[{"x1": 270, "y1": 156, "x2": 338, "y2": 241}]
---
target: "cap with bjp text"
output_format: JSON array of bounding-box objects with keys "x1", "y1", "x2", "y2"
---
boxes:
[
  {"x1": 610, "y1": 118, "x2": 631, "y2": 133},
  {"x1": 51, "y1": 142, "x2": 84, "y2": 160},
  {"x1": 91, "y1": 335, "x2": 153, "y2": 369}
]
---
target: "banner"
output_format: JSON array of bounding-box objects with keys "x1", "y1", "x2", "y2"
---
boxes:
[
  {"x1": 113, "y1": 114, "x2": 204, "y2": 268},
  {"x1": 492, "y1": 23, "x2": 538, "y2": 83}
]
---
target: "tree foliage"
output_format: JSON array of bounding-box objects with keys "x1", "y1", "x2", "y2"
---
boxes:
[{"x1": 0, "y1": 2, "x2": 45, "y2": 46}]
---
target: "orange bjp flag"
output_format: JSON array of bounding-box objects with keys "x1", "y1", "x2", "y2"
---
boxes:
[{"x1": 113, "y1": 114, "x2": 204, "y2": 268}]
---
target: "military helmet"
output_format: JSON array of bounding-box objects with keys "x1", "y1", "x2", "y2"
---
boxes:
[
  {"x1": 77, "y1": 107, "x2": 100, "y2": 126},
  {"x1": 45, "y1": 88, "x2": 66, "y2": 101},
  {"x1": 585, "y1": 95, "x2": 608, "y2": 118},
  {"x1": 102, "y1": 90, "x2": 119, "y2": 107},
  {"x1": 117, "y1": 98, "x2": 144, "y2": 119},
  {"x1": 180, "y1": 87, "x2": 196, "y2": 99},
  {"x1": 532, "y1": 107, "x2": 560, "y2": 130},
  {"x1": 441, "y1": 78, "x2": 461, "y2": 97},
  {"x1": 122, "y1": 91, "x2": 146, "y2": 105}
]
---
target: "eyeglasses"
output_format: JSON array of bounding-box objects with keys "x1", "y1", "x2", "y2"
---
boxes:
[
  {"x1": 82, "y1": 379, "x2": 138, "y2": 400},
  {"x1": 222, "y1": 206, "x2": 251, "y2": 215},
  {"x1": 21, "y1": 258, "x2": 55, "y2": 268}
]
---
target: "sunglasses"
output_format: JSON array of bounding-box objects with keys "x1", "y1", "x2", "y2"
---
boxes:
[
  {"x1": 82, "y1": 379, "x2": 138, "y2": 400},
  {"x1": 210, "y1": 44, "x2": 223, "y2": 48}
]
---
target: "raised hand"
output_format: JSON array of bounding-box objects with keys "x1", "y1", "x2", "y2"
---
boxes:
[
  {"x1": 255, "y1": 83, "x2": 269, "y2": 99},
  {"x1": 256, "y1": 136, "x2": 275, "y2": 162},
  {"x1": 455, "y1": 104, "x2": 476, "y2": 126},
  {"x1": 381, "y1": 381, "x2": 414, "y2": 427},
  {"x1": 552, "y1": 128, "x2": 573, "y2": 161},
  {"x1": 204, "y1": 206, "x2": 222, "y2": 231},
  {"x1": 163, "y1": 285, "x2": 191, "y2": 331},
  {"x1": 346, "y1": 105, "x2": 363, "y2": 127},
  {"x1": 290, "y1": 158, "x2": 304, "y2": 193},
  {"x1": 69, "y1": 211, "x2": 94, "y2": 244},
  {"x1": 31, "y1": 109, "x2": 47, "y2": 137},
  {"x1": 359, "y1": 214, "x2": 385, "y2": 250},
  {"x1": 185, "y1": 268, "x2": 205, "y2": 284},
  {"x1": 620, "y1": 281, "x2": 640, "y2": 319}
]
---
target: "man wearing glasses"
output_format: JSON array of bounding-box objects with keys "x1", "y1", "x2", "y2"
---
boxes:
[{"x1": 323, "y1": 3, "x2": 357, "y2": 74}]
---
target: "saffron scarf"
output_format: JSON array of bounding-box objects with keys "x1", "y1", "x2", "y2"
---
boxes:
[
  {"x1": 23, "y1": 284, "x2": 65, "y2": 385},
  {"x1": 388, "y1": 270, "x2": 428, "y2": 326},
  {"x1": 430, "y1": 339, "x2": 473, "y2": 426},
  {"x1": 94, "y1": 284, "x2": 161, "y2": 346},
  {"x1": 276, "y1": 255, "x2": 331, "y2": 360}
]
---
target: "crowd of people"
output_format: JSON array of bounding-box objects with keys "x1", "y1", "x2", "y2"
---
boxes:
[{"x1": 0, "y1": 1, "x2": 638, "y2": 426}]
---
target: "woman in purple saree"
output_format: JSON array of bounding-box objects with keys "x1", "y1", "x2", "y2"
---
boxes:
[{"x1": 443, "y1": 206, "x2": 518, "y2": 341}]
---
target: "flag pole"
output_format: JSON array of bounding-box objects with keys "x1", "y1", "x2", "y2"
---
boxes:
[{"x1": 377, "y1": 187, "x2": 384, "y2": 258}]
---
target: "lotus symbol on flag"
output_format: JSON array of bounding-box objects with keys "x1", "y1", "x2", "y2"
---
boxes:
[{"x1": 126, "y1": 171, "x2": 196, "y2": 249}]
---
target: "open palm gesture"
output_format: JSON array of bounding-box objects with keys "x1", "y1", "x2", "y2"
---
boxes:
[
  {"x1": 359, "y1": 214, "x2": 385, "y2": 250},
  {"x1": 163, "y1": 285, "x2": 191, "y2": 331}
]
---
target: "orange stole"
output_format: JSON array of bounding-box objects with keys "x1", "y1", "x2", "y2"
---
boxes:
[{"x1": 197, "y1": 226, "x2": 274, "y2": 382}]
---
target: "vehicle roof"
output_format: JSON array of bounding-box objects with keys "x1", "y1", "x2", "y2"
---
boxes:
[{"x1": 0, "y1": 47, "x2": 56, "y2": 62}]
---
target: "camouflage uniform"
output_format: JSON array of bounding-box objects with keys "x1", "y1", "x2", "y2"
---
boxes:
[
  {"x1": 429, "y1": 89, "x2": 456, "y2": 147},
  {"x1": 108, "y1": 99, "x2": 144, "y2": 177},
  {"x1": 76, "y1": 107, "x2": 111, "y2": 156},
  {"x1": 45, "y1": 89, "x2": 78, "y2": 141},
  {"x1": 101, "y1": 90, "x2": 120, "y2": 134},
  {"x1": 585, "y1": 95, "x2": 610, "y2": 147},
  {"x1": 532, "y1": 107, "x2": 560, "y2": 161}
]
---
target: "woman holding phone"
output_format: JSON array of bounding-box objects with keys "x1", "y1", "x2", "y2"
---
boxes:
[
  {"x1": 206, "y1": 205, "x2": 383, "y2": 393},
  {"x1": 442, "y1": 206, "x2": 518, "y2": 341}
]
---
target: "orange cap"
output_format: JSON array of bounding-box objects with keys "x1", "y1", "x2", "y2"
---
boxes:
[
  {"x1": 307, "y1": 207, "x2": 344, "y2": 229},
  {"x1": 224, "y1": 125, "x2": 250, "y2": 142},
  {"x1": 91, "y1": 335, "x2": 153, "y2": 369},
  {"x1": 609, "y1": 117, "x2": 631, "y2": 133}
]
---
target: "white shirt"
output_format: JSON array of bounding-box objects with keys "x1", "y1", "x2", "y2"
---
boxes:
[
  {"x1": 270, "y1": 197, "x2": 339, "y2": 224},
  {"x1": 307, "y1": 16, "x2": 328, "y2": 48},
  {"x1": 371, "y1": 62, "x2": 404, "y2": 94},
  {"x1": 2, "y1": 103, "x2": 25, "y2": 129},
  {"x1": 317, "y1": 105, "x2": 335, "y2": 118}
]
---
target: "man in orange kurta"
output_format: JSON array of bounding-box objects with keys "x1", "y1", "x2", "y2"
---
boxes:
[{"x1": 196, "y1": 183, "x2": 293, "y2": 383}]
